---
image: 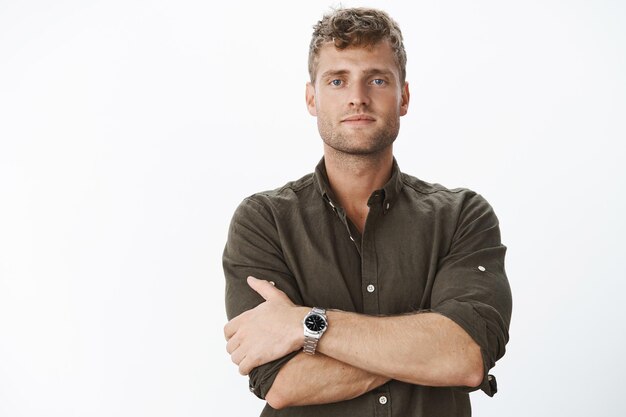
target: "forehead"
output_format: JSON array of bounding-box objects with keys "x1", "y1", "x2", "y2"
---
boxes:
[{"x1": 315, "y1": 41, "x2": 400, "y2": 80}]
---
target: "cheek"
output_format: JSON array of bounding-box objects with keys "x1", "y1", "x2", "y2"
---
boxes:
[
  {"x1": 315, "y1": 93, "x2": 333, "y2": 108},
  {"x1": 315, "y1": 98, "x2": 340, "y2": 118},
  {"x1": 383, "y1": 94, "x2": 404, "y2": 115}
]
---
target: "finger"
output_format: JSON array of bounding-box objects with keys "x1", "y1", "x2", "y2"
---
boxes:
[
  {"x1": 247, "y1": 276, "x2": 287, "y2": 301},
  {"x1": 223, "y1": 318, "x2": 239, "y2": 341},
  {"x1": 239, "y1": 356, "x2": 253, "y2": 376},
  {"x1": 224, "y1": 309, "x2": 251, "y2": 340},
  {"x1": 231, "y1": 346, "x2": 245, "y2": 366},
  {"x1": 226, "y1": 336, "x2": 240, "y2": 354}
]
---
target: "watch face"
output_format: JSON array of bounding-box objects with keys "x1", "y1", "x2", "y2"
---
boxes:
[{"x1": 305, "y1": 314, "x2": 326, "y2": 332}]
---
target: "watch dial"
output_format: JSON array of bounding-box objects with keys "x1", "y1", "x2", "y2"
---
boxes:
[{"x1": 305, "y1": 315, "x2": 326, "y2": 332}]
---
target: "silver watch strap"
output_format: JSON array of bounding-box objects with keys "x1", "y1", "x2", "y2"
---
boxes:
[
  {"x1": 310, "y1": 307, "x2": 326, "y2": 315},
  {"x1": 303, "y1": 337, "x2": 319, "y2": 355},
  {"x1": 303, "y1": 307, "x2": 327, "y2": 355}
]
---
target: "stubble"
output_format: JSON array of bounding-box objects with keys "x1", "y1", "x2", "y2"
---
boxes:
[{"x1": 317, "y1": 115, "x2": 400, "y2": 158}]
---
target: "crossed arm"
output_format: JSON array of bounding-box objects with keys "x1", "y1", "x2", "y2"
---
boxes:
[
  {"x1": 267, "y1": 352, "x2": 390, "y2": 408},
  {"x1": 224, "y1": 276, "x2": 483, "y2": 409},
  {"x1": 223, "y1": 194, "x2": 511, "y2": 409}
]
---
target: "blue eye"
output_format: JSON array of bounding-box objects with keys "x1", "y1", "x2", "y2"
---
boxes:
[
  {"x1": 330, "y1": 79, "x2": 342, "y2": 86},
  {"x1": 372, "y1": 79, "x2": 386, "y2": 86}
]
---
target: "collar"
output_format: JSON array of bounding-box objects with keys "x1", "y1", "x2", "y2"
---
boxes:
[{"x1": 313, "y1": 157, "x2": 403, "y2": 213}]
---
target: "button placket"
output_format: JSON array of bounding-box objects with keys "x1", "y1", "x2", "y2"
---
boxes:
[
  {"x1": 325, "y1": 196, "x2": 360, "y2": 252},
  {"x1": 360, "y1": 200, "x2": 381, "y2": 314}
]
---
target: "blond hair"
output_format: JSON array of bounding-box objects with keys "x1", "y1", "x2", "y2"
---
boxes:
[{"x1": 308, "y1": 7, "x2": 407, "y2": 84}]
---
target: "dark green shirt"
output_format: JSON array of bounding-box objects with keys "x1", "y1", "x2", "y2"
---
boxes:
[{"x1": 224, "y1": 158, "x2": 512, "y2": 417}]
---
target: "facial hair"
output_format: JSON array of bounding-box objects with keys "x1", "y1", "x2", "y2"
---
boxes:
[{"x1": 317, "y1": 114, "x2": 400, "y2": 156}]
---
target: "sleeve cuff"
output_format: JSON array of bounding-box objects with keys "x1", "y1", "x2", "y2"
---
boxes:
[
  {"x1": 431, "y1": 299, "x2": 500, "y2": 397},
  {"x1": 248, "y1": 351, "x2": 300, "y2": 400}
]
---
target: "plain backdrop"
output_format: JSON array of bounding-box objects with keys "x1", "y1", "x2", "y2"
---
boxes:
[{"x1": 1, "y1": 0, "x2": 625, "y2": 416}]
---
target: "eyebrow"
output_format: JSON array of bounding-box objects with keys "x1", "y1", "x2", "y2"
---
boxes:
[
  {"x1": 320, "y1": 69, "x2": 349, "y2": 79},
  {"x1": 320, "y1": 68, "x2": 394, "y2": 79},
  {"x1": 362, "y1": 68, "x2": 394, "y2": 78}
]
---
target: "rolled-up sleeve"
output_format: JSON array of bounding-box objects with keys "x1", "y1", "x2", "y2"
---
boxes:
[
  {"x1": 430, "y1": 192, "x2": 512, "y2": 396},
  {"x1": 223, "y1": 196, "x2": 302, "y2": 399}
]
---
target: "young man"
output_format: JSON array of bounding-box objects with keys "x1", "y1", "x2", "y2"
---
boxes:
[{"x1": 224, "y1": 8, "x2": 512, "y2": 417}]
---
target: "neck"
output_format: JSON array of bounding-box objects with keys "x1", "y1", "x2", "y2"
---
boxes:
[{"x1": 323, "y1": 145, "x2": 393, "y2": 230}]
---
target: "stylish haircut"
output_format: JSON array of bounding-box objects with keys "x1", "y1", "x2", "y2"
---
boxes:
[{"x1": 308, "y1": 7, "x2": 407, "y2": 84}]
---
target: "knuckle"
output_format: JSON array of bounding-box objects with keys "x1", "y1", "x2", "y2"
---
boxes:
[
  {"x1": 247, "y1": 351, "x2": 260, "y2": 364},
  {"x1": 226, "y1": 338, "x2": 235, "y2": 353}
]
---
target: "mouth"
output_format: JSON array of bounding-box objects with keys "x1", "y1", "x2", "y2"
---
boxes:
[{"x1": 340, "y1": 114, "x2": 376, "y2": 125}]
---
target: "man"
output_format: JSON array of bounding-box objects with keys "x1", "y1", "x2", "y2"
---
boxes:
[{"x1": 223, "y1": 7, "x2": 512, "y2": 417}]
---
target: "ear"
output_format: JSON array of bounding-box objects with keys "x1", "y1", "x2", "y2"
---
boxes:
[
  {"x1": 305, "y1": 82, "x2": 317, "y2": 116},
  {"x1": 400, "y1": 82, "x2": 410, "y2": 116}
]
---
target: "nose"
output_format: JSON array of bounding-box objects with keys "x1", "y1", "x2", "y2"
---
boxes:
[{"x1": 348, "y1": 82, "x2": 370, "y2": 108}]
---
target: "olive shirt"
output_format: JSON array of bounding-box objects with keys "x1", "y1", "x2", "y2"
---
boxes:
[{"x1": 223, "y1": 158, "x2": 512, "y2": 417}]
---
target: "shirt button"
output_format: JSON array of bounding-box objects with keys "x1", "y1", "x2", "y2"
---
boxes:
[
  {"x1": 478, "y1": 265, "x2": 486, "y2": 272},
  {"x1": 367, "y1": 284, "x2": 375, "y2": 293},
  {"x1": 379, "y1": 395, "x2": 388, "y2": 405}
]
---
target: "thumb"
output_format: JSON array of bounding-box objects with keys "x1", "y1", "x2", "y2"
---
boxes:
[{"x1": 247, "y1": 276, "x2": 287, "y2": 302}]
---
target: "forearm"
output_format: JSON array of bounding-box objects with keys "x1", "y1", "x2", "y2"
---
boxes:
[
  {"x1": 227, "y1": 279, "x2": 485, "y2": 395},
  {"x1": 265, "y1": 352, "x2": 390, "y2": 410},
  {"x1": 317, "y1": 311, "x2": 484, "y2": 388}
]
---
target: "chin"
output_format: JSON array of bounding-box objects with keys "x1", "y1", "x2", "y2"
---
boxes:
[{"x1": 328, "y1": 143, "x2": 393, "y2": 156}]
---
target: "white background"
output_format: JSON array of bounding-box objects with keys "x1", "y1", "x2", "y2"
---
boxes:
[{"x1": 1, "y1": 0, "x2": 625, "y2": 416}]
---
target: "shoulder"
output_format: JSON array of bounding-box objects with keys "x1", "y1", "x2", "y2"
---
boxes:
[
  {"x1": 400, "y1": 172, "x2": 488, "y2": 206},
  {"x1": 399, "y1": 173, "x2": 503, "y2": 252},
  {"x1": 234, "y1": 173, "x2": 317, "y2": 218},
  {"x1": 398, "y1": 172, "x2": 499, "y2": 231}
]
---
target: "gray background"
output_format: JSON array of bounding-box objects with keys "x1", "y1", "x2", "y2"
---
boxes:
[{"x1": 1, "y1": 0, "x2": 625, "y2": 415}]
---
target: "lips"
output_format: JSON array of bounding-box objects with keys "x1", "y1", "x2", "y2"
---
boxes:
[{"x1": 341, "y1": 114, "x2": 376, "y2": 122}]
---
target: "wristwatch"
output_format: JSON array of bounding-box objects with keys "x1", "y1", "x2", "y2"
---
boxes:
[{"x1": 302, "y1": 307, "x2": 328, "y2": 355}]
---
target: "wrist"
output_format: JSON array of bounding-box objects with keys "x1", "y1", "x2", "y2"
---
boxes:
[{"x1": 293, "y1": 306, "x2": 311, "y2": 350}]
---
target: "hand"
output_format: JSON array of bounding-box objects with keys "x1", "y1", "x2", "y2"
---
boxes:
[{"x1": 224, "y1": 276, "x2": 309, "y2": 375}]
